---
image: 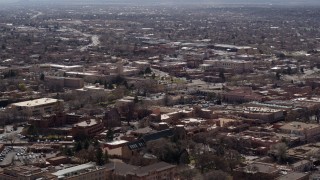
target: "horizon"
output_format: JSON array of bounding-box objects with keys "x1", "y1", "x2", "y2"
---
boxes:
[{"x1": 0, "y1": 0, "x2": 320, "y2": 6}]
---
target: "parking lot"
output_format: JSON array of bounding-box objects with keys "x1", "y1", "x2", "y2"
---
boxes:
[{"x1": 0, "y1": 146, "x2": 14, "y2": 166}]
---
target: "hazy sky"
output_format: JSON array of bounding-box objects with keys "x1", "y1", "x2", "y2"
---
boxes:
[{"x1": 0, "y1": 0, "x2": 319, "y2": 5}]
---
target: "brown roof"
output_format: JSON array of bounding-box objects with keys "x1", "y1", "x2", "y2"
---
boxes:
[{"x1": 134, "y1": 162, "x2": 176, "y2": 177}]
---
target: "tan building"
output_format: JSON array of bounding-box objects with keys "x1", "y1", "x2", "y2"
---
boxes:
[
  {"x1": 0, "y1": 165, "x2": 57, "y2": 180},
  {"x1": 279, "y1": 122, "x2": 320, "y2": 141},
  {"x1": 52, "y1": 163, "x2": 106, "y2": 180},
  {"x1": 45, "y1": 76, "x2": 84, "y2": 89},
  {"x1": 276, "y1": 172, "x2": 309, "y2": 180},
  {"x1": 105, "y1": 161, "x2": 176, "y2": 180},
  {"x1": 11, "y1": 98, "x2": 63, "y2": 117},
  {"x1": 222, "y1": 90, "x2": 265, "y2": 103},
  {"x1": 234, "y1": 162, "x2": 280, "y2": 180},
  {"x1": 201, "y1": 59, "x2": 253, "y2": 73}
]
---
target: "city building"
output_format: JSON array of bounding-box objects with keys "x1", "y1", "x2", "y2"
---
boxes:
[
  {"x1": 279, "y1": 122, "x2": 320, "y2": 141},
  {"x1": 201, "y1": 59, "x2": 253, "y2": 73},
  {"x1": 72, "y1": 119, "x2": 105, "y2": 137},
  {"x1": 10, "y1": 98, "x2": 63, "y2": 117},
  {"x1": 51, "y1": 163, "x2": 106, "y2": 180},
  {"x1": 45, "y1": 76, "x2": 84, "y2": 89},
  {"x1": 105, "y1": 161, "x2": 176, "y2": 180},
  {"x1": 0, "y1": 165, "x2": 57, "y2": 180}
]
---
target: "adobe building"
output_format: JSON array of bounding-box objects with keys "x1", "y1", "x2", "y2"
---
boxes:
[
  {"x1": 279, "y1": 121, "x2": 320, "y2": 141},
  {"x1": 72, "y1": 119, "x2": 105, "y2": 137},
  {"x1": 105, "y1": 161, "x2": 176, "y2": 180},
  {"x1": 45, "y1": 76, "x2": 84, "y2": 89},
  {"x1": 10, "y1": 98, "x2": 63, "y2": 117}
]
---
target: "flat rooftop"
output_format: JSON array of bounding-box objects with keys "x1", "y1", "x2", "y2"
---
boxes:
[
  {"x1": 106, "y1": 140, "x2": 128, "y2": 146},
  {"x1": 52, "y1": 163, "x2": 95, "y2": 178},
  {"x1": 11, "y1": 98, "x2": 58, "y2": 107},
  {"x1": 75, "y1": 119, "x2": 99, "y2": 127},
  {"x1": 280, "y1": 121, "x2": 320, "y2": 131}
]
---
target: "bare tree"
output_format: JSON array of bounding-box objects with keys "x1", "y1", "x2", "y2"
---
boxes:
[
  {"x1": 6, "y1": 132, "x2": 18, "y2": 147},
  {"x1": 270, "y1": 143, "x2": 288, "y2": 163}
]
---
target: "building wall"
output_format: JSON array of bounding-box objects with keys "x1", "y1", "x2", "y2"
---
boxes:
[
  {"x1": 63, "y1": 167, "x2": 106, "y2": 180},
  {"x1": 72, "y1": 120, "x2": 105, "y2": 137},
  {"x1": 130, "y1": 167, "x2": 176, "y2": 180},
  {"x1": 11, "y1": 99, "x2": 62, "y2": 117}
]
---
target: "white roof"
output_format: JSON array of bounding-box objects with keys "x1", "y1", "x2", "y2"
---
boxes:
[
  {"x1": 12, "y1": 98, "x2": 58, "y2": 107},
  {"x1": 52, "y1": 163, "x2": 95, "y2": 178},
  {"x1": 106, "y1": 140, "x2": 128, "y2": 146}
]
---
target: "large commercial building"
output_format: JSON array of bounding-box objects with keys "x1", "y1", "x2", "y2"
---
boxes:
[
  {"x1": 44, "y1": 76, "x2": 84, "y2": 89},
  {"x1": 72, "y1": 119, "x2": 105, "y2": 137},
  {"x1": 10, "y1": 98, "x2": 63, "y2": 117},
  {"x1": 279, "y1": 121, "x2": 320, "y2": 141},
  {"x1": 201, "y1": 59, "x2": 253, "y2": 73},
  {"x1": 0, "y1": 166, "x2": 57, "y2": 180},
  {"x1": 52, "y1": 163, "x2": 106, "y2": 180},
  {"x1": 105, "y1": 161, "x2": 176, "y2": 180}
]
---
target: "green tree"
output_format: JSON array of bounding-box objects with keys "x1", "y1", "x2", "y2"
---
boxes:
[
  {"x1": 40, "y1": 73, "x2": 45, "y2": 81},
  {"x1": 202, "y1": 170, "x2": 230, "y2": 180},
  {"x1": 27, "y1": 125, "x2": 38, "y2": 136},
  {"x1": 95, "y1": 148, "x2": 105, "y2": 166},
  {"x1": 276, "y1": 72, "x2": 281, "y2": 80},
  {"x1": 270, "y1": 143, "x2": 288, "y2": 163},
  {"x1": 134, "y1": 95, "x2": 139, "y2": 103},
  {"x1": 75, "y1": 141, "x2": 83, "y2": 152},
  {"x1": 287, "y1": 66, "x2": 292, "y2": 75},
  {"x1": 65, "y1": 146, "x2": 74, "y2": 156},
  {"x1": 178, "y1": 169, "x2": 200, "y2": 180},
  {"x1": 104, "y1": 151, "x2": 109, "y2": 163},
  {"x1": 107, "y1": 83, "x2": 114, "y2": 89},
  {"x1": 18, "y1": 83, "x2": 26, "y2": 91},
  {"x1": 145, "y1": 67, "x2": 152, "y2": 74},
  {"x1": 106, "y1": 129, "x2": 114, "y2": 142},
  {"x1": 219, "y1": 71, "x2": 225, "y2": 81},
  {"x1": 74, "y1": 131, "x2": 88, "y2": 142},
  {"x1": 84, "y1": 140, "x2": 90, "y2": 150}
]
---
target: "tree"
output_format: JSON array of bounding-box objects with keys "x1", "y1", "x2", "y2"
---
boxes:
[
  {"x1": 95, "y1": 148, "x2": 105, "y2": 166},
  {"x1": 145, "y1": 67, "x2": 152, "y2": 74},
  {"x1": 40, "y1": 73, "x2": 45, "y2": 81},
  {"x1": 106, "y1": 129, "x2": 114, "y2": 142},
  {"x1": 202, "y1": 170, "x2": 230, "y2": 180},
  {"x1": 147, "y1": 139, "x2": 187, "y2": 164},
  {"x1": 287, "y1": 66, "x2": 292, "y2": 75},
  {"x1": 134, "y1": 95, "x2": 139, "y2": 103},
  {"x1": 107, "y1": 83, "x2": 114, "y2": 90},
  {"x1": 195, "y1": 152, "x2": 216, "y2": 173},
  {"x1": 270, "y1": 143, "x2": 288, "y2": 163},
  {"x1": 18, "y1": 83, "x2": 26, "y2": 91},
  {"x1": 104, "y1": 151, "x2": 109, "y2": 163},
  {"x1": 65, "y1": 147, "x2": 74, "y2": 156},
  {"x1": 84, "y1": 140, "x2": 90, "y2": 150},
  {"x1": 151, "y1": 73, "x2": 156, "y2": 79},
  {"x1": 276, "y1": 72, "x2": 281, "y2": 80},
  {"x1": 75, "y1": 141, "x2": 83, "y2": 152},
  {"x1": 6, "y1": 133, "x2": 18, "y2": 147},
  {"x1": 27, "y1": 125, "x2": 38, "y2": 136},
  {"x1": 178, "y1": 168, "x2": 200, "y2": 180},
  {"x1": 219, "y1": 71, "x2": 225, "y2": 81},
  {"x1": 74, "y1": 131, "x2": 88, "y2": 142}
]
